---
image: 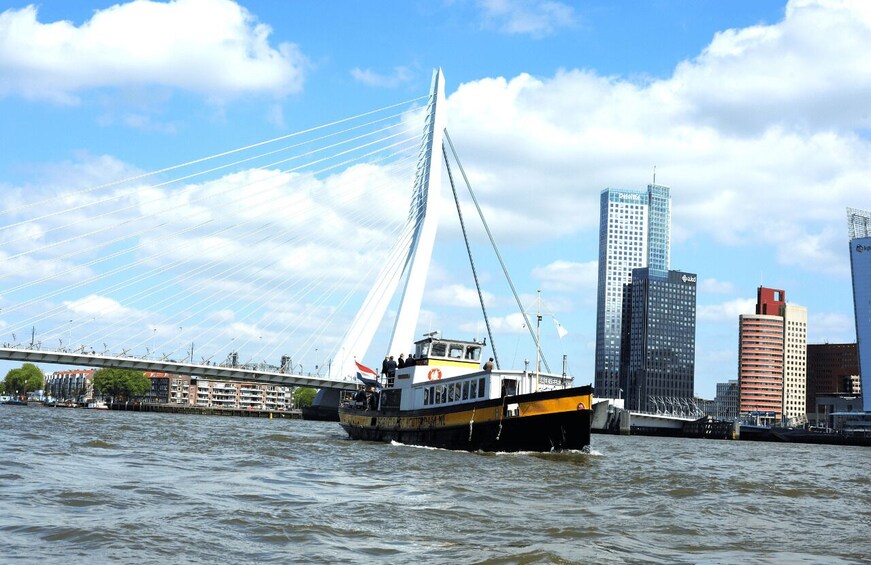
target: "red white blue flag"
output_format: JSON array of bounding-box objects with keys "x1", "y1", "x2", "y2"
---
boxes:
[{"x1": 355, "y1": 360, "x2": 381, "y2": 389}]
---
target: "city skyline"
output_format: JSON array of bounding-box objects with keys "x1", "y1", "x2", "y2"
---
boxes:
[
  {"x1": 1, "y1": 0, "x2": 870, "y2": 398},
  {"x1": 594, "y1": 184, "x2": 671, "y2": 399}
]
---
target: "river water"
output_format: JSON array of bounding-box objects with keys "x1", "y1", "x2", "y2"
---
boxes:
[{"x1": 1, "y1": 405, "x2": 868, "y2": 564}]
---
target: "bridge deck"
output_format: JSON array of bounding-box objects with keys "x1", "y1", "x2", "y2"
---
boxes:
[{"x1": 0, "y1": 348, "x2": 357, "y2": 390}]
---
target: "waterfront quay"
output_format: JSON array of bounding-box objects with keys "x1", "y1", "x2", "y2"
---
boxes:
[{"x1": 108, "y1": 401, "x2": 302, "y2": 419}]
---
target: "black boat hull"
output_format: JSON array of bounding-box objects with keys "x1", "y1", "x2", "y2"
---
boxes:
[{"x1": 339, "y1": 385, "x2": 592, "y2": 452}]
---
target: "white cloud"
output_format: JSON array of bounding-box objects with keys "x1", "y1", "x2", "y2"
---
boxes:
[
  {"x1": 446, "y1": 0, "x2": 871, "y2": 273},
  {"x1": 0, "y1": 0, "x2": 307, "y2": 104},
  {"x1": 351, "y1": 66, "x2": 414, "y2": 88},
  {"x1": 808, "y1": 311, "x2": 856, "y2": 343},
  {"x1": 463, "y1": 311, "x2": 529, "y2": 334},
  {"x1": 64, "y1": 294, "x2": 131, "y2": 318},
  {"x1": 697, "y1": 298, "x2": 756, "y2": 322},
  {"x1": 532, "y1": 260, "x2": 597, "y2": 293},
  {"x1": 699, "y1": 278, "x2": 736, "y2": 294},
  {"x1": 430, "y1": 284, "x2": 495, "y2": 308},
  {"x1": 477, "y1": 0, "x2": 577, "y2": 38}
]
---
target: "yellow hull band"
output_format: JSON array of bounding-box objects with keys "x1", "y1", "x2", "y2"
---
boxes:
[{"x1": 341, "y1": 392, "x2": 592, "y2": 431}]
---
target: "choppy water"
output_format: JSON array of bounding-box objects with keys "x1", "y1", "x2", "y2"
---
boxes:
[{"x1": 1, "y1": 405, "x2": 868, "y2": 564}]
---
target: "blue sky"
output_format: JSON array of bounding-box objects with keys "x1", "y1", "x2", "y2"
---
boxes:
[{"x1": 1, "y1": 0, "x2": 869, "y2": 398}]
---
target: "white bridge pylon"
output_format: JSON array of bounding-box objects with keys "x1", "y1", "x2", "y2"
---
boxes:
[{"x1": 332, "y1": 68, "x2": 447, "y2": 378}]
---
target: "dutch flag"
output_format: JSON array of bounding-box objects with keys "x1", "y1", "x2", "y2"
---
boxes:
[{"x1": 355, "y1": 360, "x2": 382, "y2": 389}]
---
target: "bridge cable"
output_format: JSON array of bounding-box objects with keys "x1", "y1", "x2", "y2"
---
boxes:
[{"x1": 0, "y1": 95, "x2": 429, "y2": 221}]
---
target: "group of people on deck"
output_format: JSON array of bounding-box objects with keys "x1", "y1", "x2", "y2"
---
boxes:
[{"x1": 381, "y1": 353, "x2": 418, "y2": 387}]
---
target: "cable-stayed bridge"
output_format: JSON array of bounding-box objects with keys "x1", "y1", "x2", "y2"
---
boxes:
[{"x1": 0, "y1": 70, "x2": 458, "y2": 391}]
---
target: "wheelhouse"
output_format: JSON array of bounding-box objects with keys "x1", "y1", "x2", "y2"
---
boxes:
[{"x1": 412, "y1": 335, "x2": 483, "y2": 367}]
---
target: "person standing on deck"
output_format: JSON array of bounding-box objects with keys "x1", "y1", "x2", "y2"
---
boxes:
[{"x1": 386, "y1": 355, "x2": 397, "y2": 387}]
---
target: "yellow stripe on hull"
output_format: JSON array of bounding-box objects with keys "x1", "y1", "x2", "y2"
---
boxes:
[{"x1": 340, "y1": 391, "x2": 592, "y2": 432}]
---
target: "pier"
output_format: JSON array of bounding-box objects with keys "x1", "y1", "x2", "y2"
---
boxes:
[{"x1": 109, "y1": 402, "x2": 302, "y2": 419}]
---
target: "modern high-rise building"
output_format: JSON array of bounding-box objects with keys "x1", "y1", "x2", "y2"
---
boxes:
[
  {"x1": 594, "y1": 184, "x2": 671, "y2": 398},
  {"x1": 622, "y1": 268, "x2": 696, "y2": 412},
  {"x1": 736, "y1": 287, "x2": 808, "y2": 424},
  {"x1": 738, "y1": 314, "x2": 784, "y2": 424},
  {"x1": 781, "y1": 302, "x2": 808, "y2": 425},
  {"x1": 847, "y1": 207, "x2": 871, "y2": 412}
]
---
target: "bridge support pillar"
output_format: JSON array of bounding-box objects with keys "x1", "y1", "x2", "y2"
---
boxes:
[
  {"x1": 619, "y1": 410, "x2": 632, "y2": 435},
  {"x1": 302, "y1": 388, "x2": 342, "y2": 421}
]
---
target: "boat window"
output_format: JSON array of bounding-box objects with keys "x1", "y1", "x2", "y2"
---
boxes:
[
  {"x1": 431, "y1": 342, "x2": 447, "y2": 357},
  {"x1": 469, "y1": 381, "x2": 477, "y2": 399},
  {"x1": 501, "y1": 379, "x2": 517, "y2": 396},
  {"x1": 447, "y1": 384, "x2": 455, "y2": 402},
  {"x1": 438, "y1": 385, "x2": 446, "y2": 403},
  {"x1": 417, "y1": 343, "x2": 430, "y2": 358},
  {"x1": 464, "y1": 346, "x2": 481, "y2": 361},
  {"x1": 449, "y1": 343, "x2": 464, "y2": 359},
  {"x1": 454, "y1": 383, "x2": 462, "y2": 401},
  {"x1": 478, "y1": 378, "x2": 486, "y2": 398},
  {"x1": 462, "y1": 381, "x2": 469, "y2": 400},
  {"x1": 423, "y1": 388, "x2": 430, "y2": 406}
]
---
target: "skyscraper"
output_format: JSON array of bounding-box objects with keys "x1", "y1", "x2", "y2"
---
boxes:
[
  {"x1": 738, "y1": 314, "x2": 784, "y2": 424},
  {"x1": 781, "y1": 302, "x2": 808, "y2": 425},
  {"x1": 847, "y1": 207, "x2": 871, "y2": 412},
  {"x1": 737, "y1": 286, "x2": 807, "y2": 424},
  {"x1": 623, "y1": 268, "x2": 696, "y2": 412},
  {"x1": 594, "y1": 185, "x2": 671, "y2": 399}
]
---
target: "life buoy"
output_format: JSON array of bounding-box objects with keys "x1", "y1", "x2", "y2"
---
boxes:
[
  {"x1": 427, "y1": 368, "x2": 442, "y2": 380},
  {"x1": 577, "y1": 402, "x2": 586, "y2": 410}
]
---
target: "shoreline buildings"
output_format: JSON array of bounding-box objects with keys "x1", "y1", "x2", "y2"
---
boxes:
[
  {"x1": 847, "y1": 208, "x2": 870, "y2": 412},
  {"x1": 44, "y1": 368, "x2": 298, "y2": 410},
  {"x1": 737, "y1": 287, "x2": 807, "y2": 425},
  {"x1": 594, "y1": 184, "x2": 696, "y2": 410},
  {"x1": 595, "y1": 184, "x2": 671, "y2": 399}
]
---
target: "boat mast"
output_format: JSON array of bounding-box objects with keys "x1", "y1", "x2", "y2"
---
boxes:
[{"x1": 535, "y1": 290, "x2": 542, "y2": 390}]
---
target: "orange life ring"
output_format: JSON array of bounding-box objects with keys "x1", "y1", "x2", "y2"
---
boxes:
[
  {"x1": 427, "y1": 368, "x2": 442, "y2": 380},
  {"x1": 577, "y1": 402, "x2": 586, "y2": 410}
]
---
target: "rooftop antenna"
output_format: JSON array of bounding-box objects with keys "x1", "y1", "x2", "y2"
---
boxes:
[{"x1": 653, "y1": 165, "x2": 656, "y2": 184}]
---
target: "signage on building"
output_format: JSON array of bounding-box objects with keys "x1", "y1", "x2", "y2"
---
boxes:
[{"x1": 681, "y1": 274, "x2": 697, "y2": 284}]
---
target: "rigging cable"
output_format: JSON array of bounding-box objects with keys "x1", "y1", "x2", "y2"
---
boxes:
[
  {"x1": 443, "y1": 128, "x2": 550, "y2": 373},
  {"x1": 441, "y1": 142, "x2": 498, "y2": 370}
]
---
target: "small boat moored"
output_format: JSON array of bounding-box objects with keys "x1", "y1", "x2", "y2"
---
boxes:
[{"x1": 339, "y1": 334, "x2": 592, "y2": 452}]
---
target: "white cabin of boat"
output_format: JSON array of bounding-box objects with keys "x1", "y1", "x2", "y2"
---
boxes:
[{"x1": 379, "y1": 334, "x2": 573, "y2": 412}]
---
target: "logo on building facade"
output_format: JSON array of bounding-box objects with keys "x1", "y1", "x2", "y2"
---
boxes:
[
  {"x1": 681, "y1": 274, "x2": 697, "y2": 283},
  {"x1": 858, "y1": 244, "x2": 867, "y2": 253}
]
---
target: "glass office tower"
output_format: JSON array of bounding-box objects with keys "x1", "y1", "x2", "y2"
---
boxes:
[
  {"x1": 594, "y1": 184, "x2": 671, "y2": 399},
  {"x1": 847, "y1": 208, "x2": 871, "y2": 412},
  {"x1": 623, "y1": 268, "x2": 696, "y2": 412}
]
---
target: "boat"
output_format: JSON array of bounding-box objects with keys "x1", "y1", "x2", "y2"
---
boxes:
[
  {"x1": 335, "y1": 69, "x2": 591, "y2": 452},
  {"x1": 86, "y1": 400, "x2": 109, "y2": 410},
  {"x1": 338, "y1": 334, "x2": 592, "y2": 452}
]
